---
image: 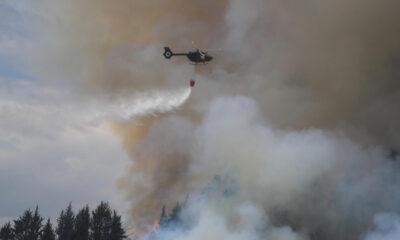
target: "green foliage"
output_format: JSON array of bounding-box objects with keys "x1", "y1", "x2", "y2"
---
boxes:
[
  {"x1": 41, "y1": 219, "x2": 55, "y2": 240},
  {"x1": 0, "y1": 222, "x2": 14, "y2": 240},
  {"x1": 13, "y1": 206, "x2": 43, "y2": 240},
  {"x1": 56, "y1": 203, "x2": 75, "y2": 240},
  {"x1": 7, "y1": 202, "x2": 126, "y2": 240},
  {"x1": 72, "y1": 205, "x2": 90, "y2": 240},
  {"x1": 90, "y1": 202, "x2": 126, "y2": 240},
  {"x1": 91, "y1": 201, "x2": 112, "y2": 240},
  {"x1": 110, "y1": 211, "x2": 126, "y2": 240}
]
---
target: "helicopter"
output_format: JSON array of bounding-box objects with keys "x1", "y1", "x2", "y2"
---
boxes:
[
  {"x1": 163, "y1": 41, "x2": 220, "y2": 65},
  {"x1": 163, "y1": 42, "x2": 220, "y2": 87},
  {"x1": 163, "y1": 47, "x2": 213, "y2": 64}
]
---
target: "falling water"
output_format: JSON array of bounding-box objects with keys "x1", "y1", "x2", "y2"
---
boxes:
[{"x1": 86, "y1": 87, "x2": 192, "y2": 122}]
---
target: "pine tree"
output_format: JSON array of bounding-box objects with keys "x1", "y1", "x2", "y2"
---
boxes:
[
  {"x1": 167, "y1": 203, "x2": 181, "y2": 225},
  {"x1": 91, "y1": 202, "x2": 112, "y2": 240},
  {"x1": 110, "y1": 210, "x2": 126, "y2": 240},
  {"x1": 32, "y1": 207, "x2": 43, "y2": 239},
  {"x1": 41, "y1": 219, "x2": 55, "y2": 240},
  {"x1": 13, "y1": 206, "x2": 43, "y2": 240},
  {"x1": 13, "y1": 209, "x2": 32, "y2": 240},
  {"x1": 0, "y1": 222, "x2": 14, "y2": 240},
  {"x1": 72, "y1": 205, "x2": 90, "y2": 240},
  {"x1": 56, "y1": 203, "x2": 75, "y2": 240},
  {"x1": 159, "y1": 205, "x2": 167, "y2": 228}
]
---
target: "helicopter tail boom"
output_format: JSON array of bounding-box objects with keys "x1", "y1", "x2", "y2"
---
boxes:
[{"x1": 163, "y1": 47, "x2": 187, "y2": 59}]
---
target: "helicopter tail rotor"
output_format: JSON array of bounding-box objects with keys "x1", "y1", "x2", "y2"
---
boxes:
[{"x1": 163, "y1": 47, "x2": 173, "y2": 59}]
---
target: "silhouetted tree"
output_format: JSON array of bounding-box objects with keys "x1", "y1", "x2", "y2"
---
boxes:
[
  {"x1": 167, "y1": 203, "x2": 181, "y2": 225},
  {"x1": 40, "y1": 219, "x2": 55, "y2": 240},
  {"x1": 91, "y1": 202, "x2": 112, "y2": 240},
  {"x1": 0, "y1": 222, "x2": 14, "y2": 240},
  {"x1": 159, "y1": 205, "x2": 167, "y2": 228},
  {"x1": 6, "y1": 202, "x2": 125, "y2": 240},
  {"x1": 13, "y1": 206, "x2": 43, "y2": 240},
  {"x1": 56, "y1": 203, "x2": 75, "y2": 240},
  {"x1": 72, "y1": 205, "x2": 90, "y2": 240},
  {"x1": 110, "y1": 211, "x2": 125, "y2": 240}
]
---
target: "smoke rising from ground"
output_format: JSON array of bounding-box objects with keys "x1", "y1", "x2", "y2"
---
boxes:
[
  {"x1": 27, "y1": 0, "x2": 400, "y2": 239},
  {"x1": 364, "y1": 213, "x2": 400, "y2": 240},
  {"x1": 126, "y1": 96, "x2": 400, "y2": 239}
]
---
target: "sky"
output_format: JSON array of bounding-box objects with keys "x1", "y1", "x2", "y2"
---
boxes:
[{"x1": 0, "y1": 0, "x2": 131, "y2": 225}]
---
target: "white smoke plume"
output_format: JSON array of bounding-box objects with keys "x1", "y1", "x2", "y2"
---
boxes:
[
  {"x1": 130, "y1": 96, "x2": 400, "y2": 239},
  {"x1": 363, "y1": 213, "x2": 400, "y2": 240},
  {"x1": 159, "y1": 202, "x2": 304, "y2": 240}
]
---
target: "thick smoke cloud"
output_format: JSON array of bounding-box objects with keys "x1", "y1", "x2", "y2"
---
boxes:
[
  {"x1": 159, "y1": 202, "x2": 304, "y2": 240},
  {"x1": 129, "y1": 96, "x2": 400, "y2": 239},
  {"x1": 364, "y1": 213, "x2": 400, "y2": 240},
  {"x1": 28, "y1": 0, "x2": 400, "y2": 239}
]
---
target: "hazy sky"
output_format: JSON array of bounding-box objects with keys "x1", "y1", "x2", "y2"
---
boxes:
[{"x1": 0, "y1": 0, "x2": 131, "y2": 225}]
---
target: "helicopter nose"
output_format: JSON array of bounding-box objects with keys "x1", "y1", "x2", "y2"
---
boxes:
[{"x1": 208, "y1": 56, "x2": 213, "y2": 61}]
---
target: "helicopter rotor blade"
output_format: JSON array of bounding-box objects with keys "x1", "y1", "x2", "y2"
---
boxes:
[
  {"x1": 202, "y1": 48, "x2": 222, "y2": 53},
  {"x1": 191, "y1": 40, "x2": 199, "y2": 49},
  {"x1": 192, "y1": 40, "x2": 206, "y2": 55},
  {"x1": 192, "y1": 41, "x2": 206, "y2": 58},
  {"x1": 191, "y1": 40, "x2": 222, "y2": 51}
]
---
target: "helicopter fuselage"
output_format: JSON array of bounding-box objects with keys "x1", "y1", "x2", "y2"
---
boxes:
[{"x1": 187, "y1": 50, "x2": 213, "y2": 63}]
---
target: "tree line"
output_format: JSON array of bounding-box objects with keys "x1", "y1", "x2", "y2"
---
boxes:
[{"x1": 0, "y1": 202, "x2": 125, "y2": 240}]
